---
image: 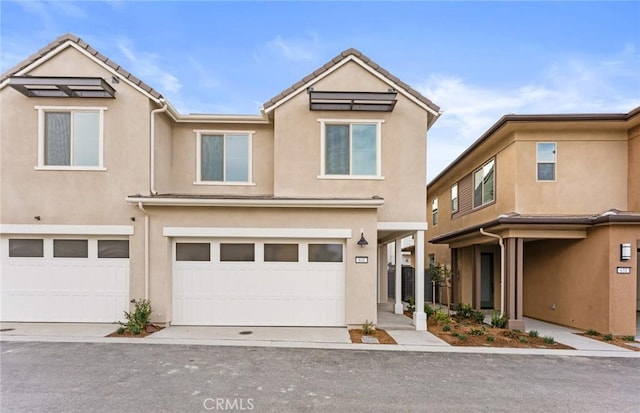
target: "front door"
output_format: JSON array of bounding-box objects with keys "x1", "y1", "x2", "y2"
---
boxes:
[{"x1": 480, "y1": 252, "x2": 494, "y2": 309}]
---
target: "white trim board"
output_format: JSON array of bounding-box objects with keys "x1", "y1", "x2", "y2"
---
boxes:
[
  {"x1": 127, "y1": 197, "x2": 384, "y2": 208},
  {"x1": 0, "y1": 224, "x2": 134, "y2": 235},
  {"x1": 163, "y1": 227, "x2": 352, "y2": 239},
  {"x1": 377, "y1": 222, "x2": 428, "y2": 231}
]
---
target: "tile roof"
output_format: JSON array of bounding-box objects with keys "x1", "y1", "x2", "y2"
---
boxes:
[
  {"x1": 262, "y1": 48, "x2": 440, "y2": 114},
  {"x1": 0, "y1": 33, "x2": 163, "y2": 100}
]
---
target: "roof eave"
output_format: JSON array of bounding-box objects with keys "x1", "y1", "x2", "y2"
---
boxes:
[{"x1": 126, "y1": 196, "x2": 384, "y2": 208}]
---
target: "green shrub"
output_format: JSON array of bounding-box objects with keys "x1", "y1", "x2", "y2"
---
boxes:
[
  {"x1": 469, "y1": 327, "x2": 485, "y2": 336},
  {"x1": 622, "y1": 336, "x2": 635, "y2": 342},
  {"x1": 454, "y1": 303, "x2": 473, "y2": 318},
  {"x1": 491, "y1": 312, "x2": 508, "y2": 328},
  {"x1": 585, "y1": 329, "x2": 600, "y2": 336},
  {"x1": 442, "y1": 324, "x2": 451, "y2": 332},
  {"x1": 362, "y1": 320, "x2": 375, "y2": 335},
  {"x1": 543, "y1": 336, "x2": 555, "y2": 345},
  {"x1": 471, "y1": 310, "x2": 486, "y2": 324},
  {"x1": 486, "y1": 335, "x2": 495, "y2": 342},
  {"x1": 456, "y1": 333, "x2": 468, "y2": 342},
  {"x1": 424, "y1": 303, "x2": 435, "y2": 317},
  {"x1": 119, "y1": 299, "x2": 152, "y2": 335},
  {"x1": 433, "y1": 309, "x2": 452, "y2": 325},
  {"x1": 603, "y1": 333, "x2": 613, "y2": 341},
  {"x1": 407, "y1": 297, "x2": 415, "y2": 313},
  {"x1": 116, "y1": 326, "x2": 125, "y2": 335},
  {"x1": 528, "y1": 330, "x2": 539, "y2": 338},
  {"x1": 518, "y1": 336, "x2": 528, "y2": 344}
]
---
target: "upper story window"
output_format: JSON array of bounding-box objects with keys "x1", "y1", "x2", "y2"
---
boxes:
[
  {"x1": 432, "y1": 198, "x2": 439, "y2": 226},
  {"x1": 319, "y1": 119, "x2": 383, "y2": 179},
  {"x1": 195, "y1": 130, "x2": 254, "y2": 185},
  {"x1": 36, "y1": 106, "x2": 106, "y2": 170},
  {"x1": 473, "y1": 159, "x2": 495, "y2": 208},
  {"x1": 451, "y1": 183, "x2": 458, "y2": 213},
  {"x1": 537, "y1": 142, "x2": 556, "y2": 181}
]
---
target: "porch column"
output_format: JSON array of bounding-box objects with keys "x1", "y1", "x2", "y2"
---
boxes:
[
  {"x1": 378, "y1": 244, "x2": 388, "y2": 303},
  {"x1": 414, "y1": 230, "x2": 426, "y2": 330},
  {"x1": 394, "y1": 239, "x2": 403, "y2": 314},
  {"x1": 505, "y1": 238, "x2": 525, "y2": 330},
  {"x1": 473, "y1": 246, "x2": 481, "y2": 309}
]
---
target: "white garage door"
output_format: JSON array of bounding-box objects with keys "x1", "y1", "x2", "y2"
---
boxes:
[
  {"x1": 173, "y1": 240, "x2": 345, "y2": 326},
  {"x1": 1, "y1": 237, "x2": 130, "y2": 322}
]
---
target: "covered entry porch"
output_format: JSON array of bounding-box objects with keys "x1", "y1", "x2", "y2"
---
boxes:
[{"x1": 376, "y1": 222, "x2": 428, "y2": 331}]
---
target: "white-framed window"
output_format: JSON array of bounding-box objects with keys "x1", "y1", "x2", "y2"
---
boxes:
[
  {"x1": 537, "y1": 142, "x2": 556, "y2": 181},
  {"x1": 473, "y1": 159, "x2": 495, "y2": 208},
  {"x1": 432, "y1": 198, "x2": 439, "y2": 226},
  {"x1": 36, "y1": 106, "x2": 106, "y2": 170},
  {"x1": 195, "y1": 130, "x2": 254, "y2": 185},
  {"x1": 318, "y1": 119, "x2": 383, "y2": 179},
  {"x1": 451, "y1": 183, "x2": 458, "y2": 213}
]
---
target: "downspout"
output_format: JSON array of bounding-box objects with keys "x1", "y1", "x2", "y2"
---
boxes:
[
  {"x1": 138, "y1": 202, "x2": 150, "y2": 300},
  {"x1": 150, "y1": 99, "x2": 168, "y2": 195},
  {"x1": 479, "y1": 228, "x2": 505, "y2": 317}
]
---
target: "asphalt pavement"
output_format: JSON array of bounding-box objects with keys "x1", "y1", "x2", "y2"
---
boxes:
[{"x1": 1, "y1": 341, "x2": 639, "y2": 413}]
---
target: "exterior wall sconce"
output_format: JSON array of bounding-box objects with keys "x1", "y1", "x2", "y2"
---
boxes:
[
  {"x1": 620, "y1": 243, "x2": 631, "y2": 261},
  {"x1": 357, "y1": 229, "x2": 368, "y2": 248},
  {"x1": 34, "y1": 216, "x2": 41, "y2": 221}
]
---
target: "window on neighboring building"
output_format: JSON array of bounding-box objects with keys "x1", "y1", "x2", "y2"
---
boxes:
[
  {"x1": 320, "y1": 120, "x2": 382, "y2": 177},
  {"x1": 537, "y1": 142, "x2": 556, "y2": 181},
  {"x1": 473, "y1": 159, "x2": 495, "y2": 208},
  {"x1": 432, "y1": 198, "x2": 439, "y2": 226},
  {"x1": 451, "y1": 183, "x2": 458, "y2": 213},
  {"x1": 196, "y1": 131, "x2": 252, "y2": 183},
  {"x1": 37, "y1": 107, "x2": 105, "y2": 168}
]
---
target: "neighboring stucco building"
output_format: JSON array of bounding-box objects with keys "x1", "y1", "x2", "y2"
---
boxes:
[
  {"x1": 426, "y1": 109, "x2": 640, "y2": 335},
  {"x1": 0, "y1": 34, "x2": 440, "y2": 329}
]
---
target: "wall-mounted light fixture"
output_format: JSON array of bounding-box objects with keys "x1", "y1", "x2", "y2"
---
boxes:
[
  {"x1": 620, "y1": 243, "x2": 631, "y2": 261},
  {"x1": 34, "y1": 216, "x2": 41, "y2": 221},
  {"x1": 357, "y1": 229, "x2": 368, "y2": 248}
]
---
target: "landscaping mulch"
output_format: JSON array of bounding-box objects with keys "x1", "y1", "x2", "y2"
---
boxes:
[
  {"x1": 107, "y1": 324, "x2": 164, "y2": 338},
  {"x1": 577, "y1": 333, "x2": 640, "y2": 352},
  {"x1": 349, "y1": 328, "x2": 397, "y2": 344},
  {"x1": 404, "y1": 312, "x2": 573, "y2": 349}
]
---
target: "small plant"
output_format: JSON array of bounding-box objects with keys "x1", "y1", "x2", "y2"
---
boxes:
[
  {"x1": 424, "y1": 303, "x2": 435, "y2": 318},
  {"x1": 518, "y1": 336, "x2": 528, "y2": 344},
  {"x1": 456, "y1": 333, "x2": 468, "y2": 342},
  {"x1": 119, "y1": 299, "x2": 152, "y2": 335},
  {"x1": 491, "y1": 312, "x2": 508, "y2": 328},
  {"x1": 501, "y1": 330, "x2": 519, "y2": 339},
  {"x1": 543, "y1": 336, "x2": 555, "y2": 345},
  {"x1": 622, "y1": 336, "x2": 635, "y2": 342},
  {"x1": 603, "y1": 333, "x2": 613, "y2": 341},
  {"x1": 528, "y1": 330, "x2": 539, "y2": 338},
  {"x1": 454, "y1": 303, "x2": 473, "y2": 318},
  {"x1": 362, "y1": 320, "x2": 375, "y2": 335},
  {"x1": 442, "y1": 324, "x2": 452, "y2": 332},
  {"x1": 512, "y1": 329, "x2": 522, "y2": 333},
  {"x1": 486, "y1": 335, "x2": 495, "y2": 342},
  {"x1": 470, "y1": 310, "x2": 486, "y2": 324},
  {"x1": 585, "y1": 329, "x2": 600, "y2": 336},
  {"x1": 433, "y1": 309, "x2": 452, "y2": 325},
  {"x1": 469, "y1": 327, "x2": 486, "y2": 336},
  {"x1": 116, "y1": 326, "x2": 125, "y2": 335},
  {"x1": 407, "y1": 296, "x2": 415, "y2": 313}
]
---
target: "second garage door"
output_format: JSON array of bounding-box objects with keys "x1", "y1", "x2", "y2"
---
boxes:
[{"x1": 172, "y1": 240, "x2": 345, "y2": 326}]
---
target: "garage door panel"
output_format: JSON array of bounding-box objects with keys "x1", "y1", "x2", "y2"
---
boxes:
[
  {"x1": 1, "y1": 237, "x2": 129, "y2": 323},
  {"x1": 173, "y1": 240, "x2": 345, "y2": 326}
]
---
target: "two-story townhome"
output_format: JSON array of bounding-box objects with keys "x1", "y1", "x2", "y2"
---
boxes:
[
  {"x1": 0, "y1": 34, "x2": 440, "y2": 329},
  {"x1": 426, "y1": 109, "x2": 640, "y2": 336}
]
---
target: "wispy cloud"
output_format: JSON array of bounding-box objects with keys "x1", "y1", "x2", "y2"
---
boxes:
[
  {"x1": 422, "y1": 47, "x2": 640, "y2": 180},
  {"x1": 116, "y1": 37, "x2": 181, "y2": 93},
  {"x1": 256, "y1": 33, "x2": 322, "y2": 63}
]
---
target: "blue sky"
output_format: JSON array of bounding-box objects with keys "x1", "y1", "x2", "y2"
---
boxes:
[{"x1": 2, "y1": 1, "x2": 639, "y2": 180}]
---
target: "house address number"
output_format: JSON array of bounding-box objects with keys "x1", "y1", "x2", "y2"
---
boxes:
[
  {"x1": 616, "y1": 267, "x2": 631, "y2": 274},
  {"x1": 355, "y1": 256, "x2": 368, "y2": 264}
]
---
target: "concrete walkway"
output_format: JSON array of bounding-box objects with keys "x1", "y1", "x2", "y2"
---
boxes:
[{"x1": 2, "y1": 314, "x2": 639, "y2": 358}]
